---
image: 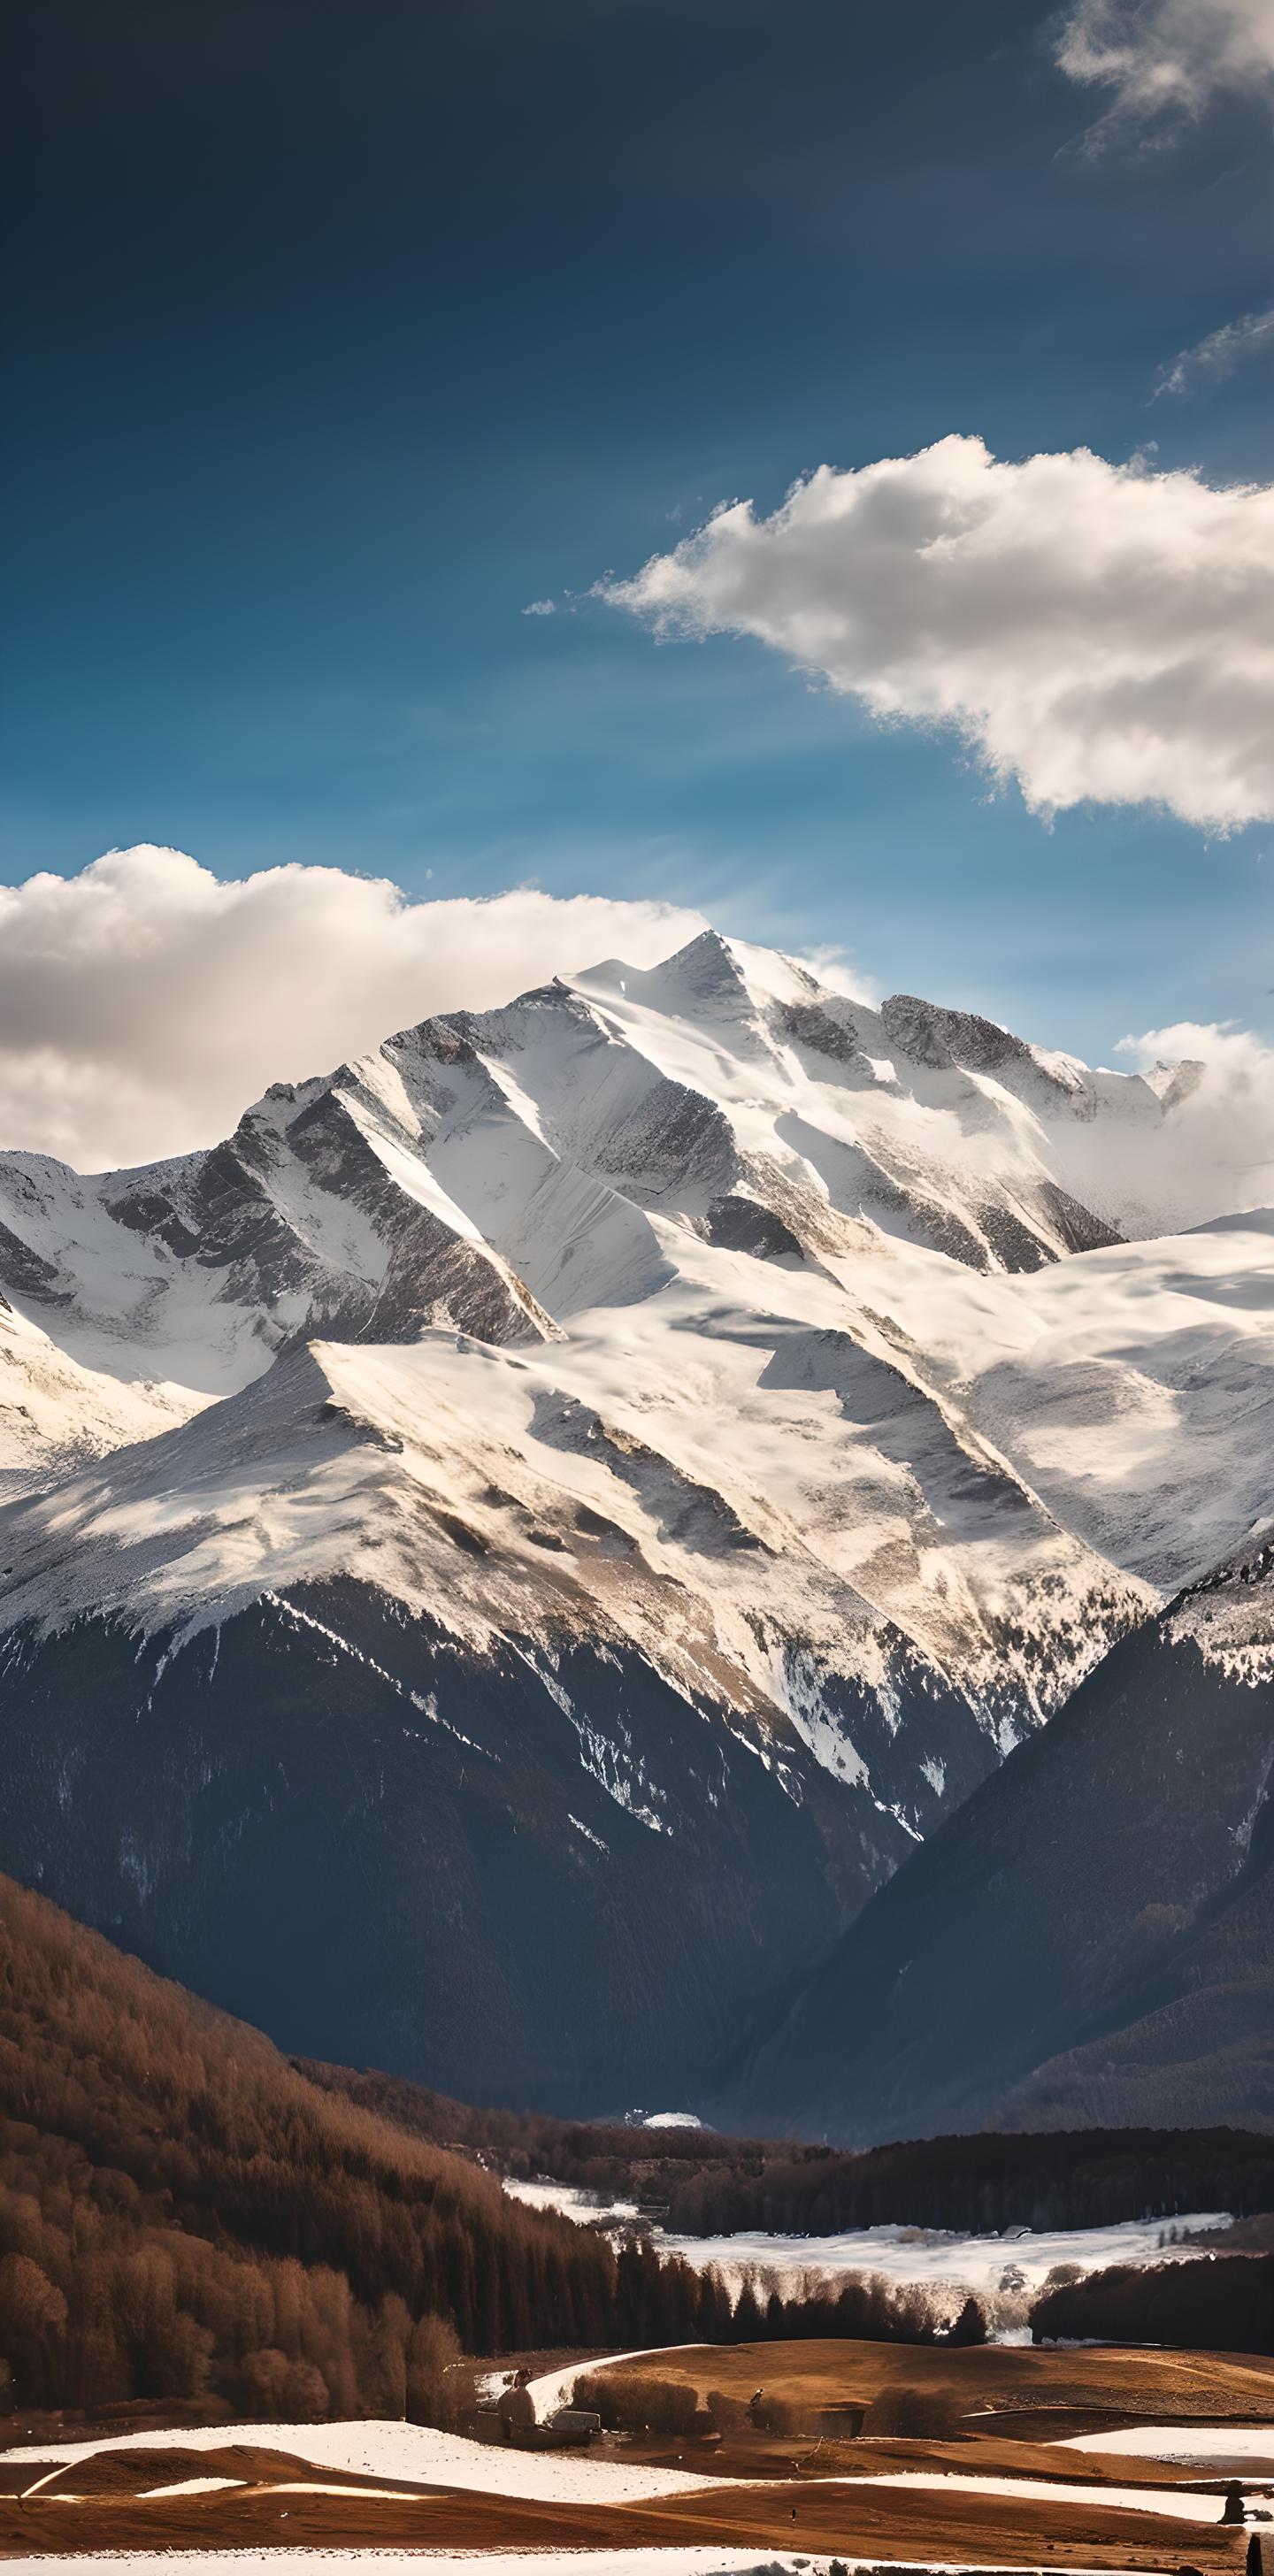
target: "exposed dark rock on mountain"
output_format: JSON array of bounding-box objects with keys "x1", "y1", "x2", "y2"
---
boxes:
[
  {"x1": 0, "y1": 1575, "x2": 1001, "y2": 2110},
  {"x1": 728, "y1": 1545, "x2": 1274, "y2": 2143}
]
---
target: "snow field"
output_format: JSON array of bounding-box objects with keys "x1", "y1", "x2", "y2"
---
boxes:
[
  {"x1": 503, "y1": 2189, "x2": 1232, "y2": 2316},
  {"x1": 8, "y1": 2418, "x2": 716, "y2": 2504},
  {"x1": 1056, "y1": 2424, "x2": 1274, "y2": 2466}
]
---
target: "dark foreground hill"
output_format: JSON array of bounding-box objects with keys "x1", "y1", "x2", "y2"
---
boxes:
[
  {"x1": 5, "y1": 1858, "x2": 1274, "y2": 2426},
  {"x1": 729, "y1": 1543, "x2": 1274, "y2": 2144},
  {"x1": 0, "y1": 1869, "x2": 648, "y2": 2418},
  {"x1": 0, "y1": 1867, "x2": 983, "y2": 2424}
]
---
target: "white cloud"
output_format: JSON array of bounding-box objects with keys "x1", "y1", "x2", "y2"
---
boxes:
[
  {"x1": 794, "y1": 943, "x2": 882, "y2": 1005},
  {"x1": 0, "y1": 847, "x2": 704, "y2": 1171},
  {"x1": 1114, "y1": 1020, "x2": 1274, "y2": 1223},
  {"x1": 522, "y1": 597, "x2": 556, "y2": 616},
  {"x1": 1155, "y1": 304, "x2": 1274, "y2": 398},
  {"x1": 601, "y1": 433, "x2": 1274, "y2": 832},
  {"x1": 1055, "y1": 0, "x2": 1274, "y2": 135}
]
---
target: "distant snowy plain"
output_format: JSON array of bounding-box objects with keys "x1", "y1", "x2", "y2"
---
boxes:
[{"x1": 503, "y1": 2181, "x2": 1232, "y2": 2321}]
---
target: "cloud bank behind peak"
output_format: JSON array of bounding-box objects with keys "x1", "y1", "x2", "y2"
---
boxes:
[
  {"x1": 0, "y1": 848, "x2": 705, "y2": 1172},
  {"x1": 0, "y1": 850, "x2": 1270, "y2": 1257}
]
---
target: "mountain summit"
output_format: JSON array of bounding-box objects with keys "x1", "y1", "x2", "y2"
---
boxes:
[{"x1": 0, "y1": 931, "x2": 1268, "y2": 2111}]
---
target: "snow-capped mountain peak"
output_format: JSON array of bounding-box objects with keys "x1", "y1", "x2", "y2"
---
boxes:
[
  {"x1": 0, "y1": 925, "x2": 1269, "y2": 1705},
  {"x1": 0, "y1": 925, "x2": 1271, "y2": 2112}
]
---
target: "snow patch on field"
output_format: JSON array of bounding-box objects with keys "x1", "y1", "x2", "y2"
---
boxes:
[
  {"x1": 1057, "y1": 2424, "x2": 1274, "y2": 2465},
  {"x1": 834, "y1": 2471, "x2": 1229, "y2": 2524},
  {"x1": 8, "y1": 2418, "x2": 714, "y2": 2503},
  {"x1": 135, "y1": 2479, "x2": 242, "y2": 2499}
]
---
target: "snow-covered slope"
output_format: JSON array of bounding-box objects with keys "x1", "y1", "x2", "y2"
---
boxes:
[
  {"x1": 0, "y1": 1250, "x2": 1151, "y2": 1734},
  {"x1": 0, "y1": 928, "x2": 1268, "y2": 2107},
  {"x1": 0, "y1": 930, "x2": 1199, "y2": 1406},
  {"x1": 3, "y1": 925, "x2": 1260, "y2": 1693},
  {"x1": 0, "y1": 1291, "x2": 200, "y2": 1496}
]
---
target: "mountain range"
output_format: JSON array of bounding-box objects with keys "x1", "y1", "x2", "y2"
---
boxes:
[{"x1": 0, "y1": 927, "x2": 1270, "y2": 2128}]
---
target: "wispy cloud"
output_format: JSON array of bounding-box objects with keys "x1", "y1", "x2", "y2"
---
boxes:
[
  {"x1": 1155, "y1": 304, "x2": 1274, "y2": 397},
  {"x1": 521, "y1": 597, "x2": 556, "y2": 617},
  {"x1": 601, "y1": 433, "x2": 1274, "y2": 834},
  {"x1": 1055, "y1": 0, "x2": 1274, "y2": 142}
]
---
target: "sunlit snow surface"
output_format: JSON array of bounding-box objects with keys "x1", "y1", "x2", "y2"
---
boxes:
[
  {"x1": 504, "y1": 2181, "x2": 1231, "y2": 2316},
  {"x1": 6, "y1": 2407, "x2": 1245, "y2": 2576},
  {"x1": 9, "y1": 2419, "x2": 713, "y2": 2502},
  {"x1": 824, "y1": 2473, "x2": 1227, "y2": 2524},
  {"x1": 0, "y1": 2559, "x2": 1112, "y2": 2576},
  {"x1": 4, "y1": 930, "x2": 1274, "y2": 1767},
  {"x1": 1057, "y1": 2426, "x2": 1274, "y2": 2466}
]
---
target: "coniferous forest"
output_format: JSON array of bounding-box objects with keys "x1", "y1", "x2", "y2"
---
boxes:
[
  {"x1": 3, "y1": 1865, "x2": 1273, "y2": 2424},
  {"x1": 1028, "y1": 2251, "x2": 1274, "y2": 2352},
  {"x1": 306, "y1": 2062, "x2": 1274, "y2": 2241},
  {"x1": 0, "y1": 1872, "x2": 945, "y2": 2421},
  {"x1": 0, "y1": 1870, "x2": 618, "y2": 2417}
]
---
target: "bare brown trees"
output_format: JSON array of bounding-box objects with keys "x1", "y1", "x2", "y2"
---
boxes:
[{"x1": 0, "y1": 1872, "x2": 623, "y2": 2416}]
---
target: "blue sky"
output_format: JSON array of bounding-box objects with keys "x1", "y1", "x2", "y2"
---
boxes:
[{"x1": 4, "y1": 0, "x2": 1271, "y2": 1061}]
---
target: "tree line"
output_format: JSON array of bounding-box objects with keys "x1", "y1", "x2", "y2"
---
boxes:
[
  {"x1": 301, "y1": 2062, "x2": 1274, "y2": 2239},
  {"x1": 7, "y1": 1863, "x2": 1262, "y2": 2428},
  {"x1": 0, "y1": 1872, "x2": 956, "y2": 2424},
  {"x1": 1030, "y1": 2252, "x2": 1274, "y2": 2354}
]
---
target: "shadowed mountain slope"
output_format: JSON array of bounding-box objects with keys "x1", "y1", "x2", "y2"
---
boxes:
[{"x1": 729, "y1": 1541, "x2": 1274, "y2": 2143}]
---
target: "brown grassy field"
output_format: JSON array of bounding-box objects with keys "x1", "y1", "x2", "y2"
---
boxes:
[
  {"x1": 0, "y1": 2446, "x2": 1256, "y2": 2569},
  {"x1": 0, "y1": 2338, "x2": 1270, "y2": 2564},
  {"x1": 603, "y1": 2334, "x2": 1274, "y2": 2425}
]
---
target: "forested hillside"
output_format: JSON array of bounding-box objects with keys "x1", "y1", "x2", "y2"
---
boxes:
[
  {"x1": 0, "y1": 1872, "x2": 950, "y2": 2424},
  {"x1": 0, "y1": 1872, "x2": 621, "y2": 2417},
  {"x1": 303, "y1": 2062, "x2": 1274, "y2": 2237},
  {"x1": 1030, "y1": 2252, "x2": 1274, "y2": 2353},
  {"x1": 5, "y1": 1864, "x2": 1271, "y2": 2426}
]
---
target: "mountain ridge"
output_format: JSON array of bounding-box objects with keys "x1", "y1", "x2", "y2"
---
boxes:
[
  {"x1": 0, "y1": 925, "x2": 1269, "y2": 2109},
  {"x1": 727, "y1": 1532, "x2": 1274, "y2": 2143}
]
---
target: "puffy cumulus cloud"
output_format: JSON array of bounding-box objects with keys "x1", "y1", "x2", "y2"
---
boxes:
[
  {"x1": 0, "y1": 847, "x2": 705, "y2": 1171},
  {"x1": 601, "y1": 433, "x2": 1274, "y2": 832},
  {"x1": 1055, "y1": 0, "x2": 1274, "y2": 135},
  {"x1": 1155, "y1": 304, "x2": 1274, "y2": 399}
]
